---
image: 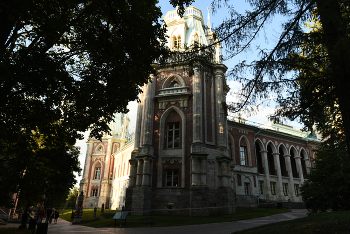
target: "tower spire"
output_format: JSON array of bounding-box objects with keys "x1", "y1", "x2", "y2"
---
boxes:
[{"x1": 207, "y1": 7, "x2": 212, "y2": 32}]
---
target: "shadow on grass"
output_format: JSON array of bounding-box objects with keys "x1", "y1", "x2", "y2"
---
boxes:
[
  {"x1": 79, "y1": 208, "x2": 290, "y2": 228},
  {"x1": 60, "y1": 209, "x2": 118, "y2": 223},
  {"x1": 232, "y1": 210, "x2": 350, "y2": 234}
]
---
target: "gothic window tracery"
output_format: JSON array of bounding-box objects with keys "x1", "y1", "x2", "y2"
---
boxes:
[
  {"x1": 166, "y1": 170, "x2": 179, "y2": 186},
  {"x1": 167, "y1": 123, "x2": 180, "y2": 148},
  {"x1": 240, "y1": 146, "x2": 247, "y2": 166},
  {"x1": 173, "y1": 36, "x2": 181, "y2": 49},
  {"x1": 94, "y1": 167, "x2": 101, "y2": 180},
  {"x1": 92, "y1": 189, "x2": 98, "y2": 197}
]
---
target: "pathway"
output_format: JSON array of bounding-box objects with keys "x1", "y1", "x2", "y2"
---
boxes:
[{"x1": 3, "y1": 209, "x2": 308, "y2": 234}]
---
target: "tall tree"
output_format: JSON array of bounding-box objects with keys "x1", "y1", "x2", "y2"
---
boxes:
[
  {"x1": 0, "y1": 0, "x2": 168, "y2": 207},
  {"x1": 173, "y1": 0, "x2": 350, "y2": 154},
  {"x1": 275, "y1": 10, "x2": 347, "y2": 143},
  {"x1": 301, "y1": 141, "x2": 350, "y2": 213},
  {"x1": 0, "y1": 127, "x2": 81, "y2": 208},
  {"x1": 1, "y1": 0, "x2": 168, "y2": 140},
  {"x1": 65, "y1": 187, "x2": 79, "y2": 208}
]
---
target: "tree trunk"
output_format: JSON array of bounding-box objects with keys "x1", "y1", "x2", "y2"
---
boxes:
[{"x1": 317, "y1": 0, "x2": 350, "y2": 156}]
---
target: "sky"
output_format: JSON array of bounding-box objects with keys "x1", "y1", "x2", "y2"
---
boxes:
[{"x1": 74, "y1": 0, "x2": 304, "y2": 186}]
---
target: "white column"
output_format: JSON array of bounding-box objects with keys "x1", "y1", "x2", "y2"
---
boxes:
[
  {"x1": 284, "y1": 154, "x2": 296, "y2": 200},
  {"x1": 128, "y1": 160, "x2": 137, "y2": 187},
  {"x1": 200, "y1": 159, "x2": 207, "y2": 187},
  {"x1": 136, "y1": 159, "x2": 143, "y2": 186},
  {"x1": 142, "y1": 158, "x2": 151, "y2": 186},
  {"x1": 192, "y1": 64, "x2": 203, "y2": 144},
  {"x1": 221, "y1": 161, "x2": 228, "y2": 187},
  {"x1": 261, "y1": 151, "x2": 272, "y2": 198},
  {"x1": 103, "y1": 138, "x2": 113, "y2": 179},
  {"x1": 81, "y1": 141, "x2": 94, "y2": 196},
  {"x1": 304, "y1": 158, "x2": 311, "y2": 174},
  {"x1": 134, "y1": 91, "x2": 145, "y2": 150},
  {"x1": 142, "y1": 75, "x2": 156, "y2": 146},
  {"x1": 215, "y1": 71, "x2": 226, "y2": 147},
  {"x1": 294, "y1": 156, "x2": 304, "y2": 183},
  {"x1": 83, "y1": 141, "x2": 94, "y2": 179},
  {"x1": 191, "y1": 159, "x2": 199, "y2": 186},
  {"x1": 272, "y1": 153, "x2": 283, "y2": 199}
]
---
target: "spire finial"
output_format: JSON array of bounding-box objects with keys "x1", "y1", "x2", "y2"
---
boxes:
[{"x1": 207, "y1": 7, "x2": 212, "y2": 32}]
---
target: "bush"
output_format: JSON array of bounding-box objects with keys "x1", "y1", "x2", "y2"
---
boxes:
[{"x1": 301, "y1": 141, "x2": 350, "y2": 213}]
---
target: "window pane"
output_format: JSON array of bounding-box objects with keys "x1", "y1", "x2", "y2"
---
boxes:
[
  {"x1": 240, "y1": 147, "x2": 246, "y2": 165},
  {"x1": 168, "y1": 129, "x2": 173, "y2": 148},
  {"x1": 166, "y1": 170, "x2": 179, "y2": 187},
  {"x1": 174, "y1": 129, "x2": 180, "y2": 148},
  {"x1": 166, "y1": 173, "x2": 172, "y2": 186}
]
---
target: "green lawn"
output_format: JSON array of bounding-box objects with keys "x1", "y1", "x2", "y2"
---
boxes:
[
  {"x1": 232, "y1": 210, "x2": 350, "y2": 234},
  {"x1": 0, "y1": 227, "x2": 32, "y2": 234},
  {"x1": 80, "y1": 208, "x2": 290, "y2": 228},
  {"x1": 60, "y1": 209, "x2": 118, "y2": 222}
]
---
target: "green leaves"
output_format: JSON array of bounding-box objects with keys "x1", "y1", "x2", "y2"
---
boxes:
[
  {"x1": 0, "y1": 0, "x2": 169, "y2": 207},
  {"x1": 301, "y1": 141, "x2": 350, "y2": 213}
]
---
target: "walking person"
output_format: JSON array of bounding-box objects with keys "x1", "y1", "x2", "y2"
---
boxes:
[
  {"x1": 46, "y1": 207, "x2": 53, "y2": 224},
  {"x1": 54, "y1": 209, "x2": 59, "y2": 224},
  {"x1": 37, "y1": 209, "x2": 45, "y2": 224}
]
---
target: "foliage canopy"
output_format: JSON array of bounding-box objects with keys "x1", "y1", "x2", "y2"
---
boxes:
[
  {"x1": 301, "y1": 141, "x2": 350, "y2": 213},
  {"x1": 0, "y1": 0, "x2": 168, "y2": 207},
  {"x1": 174, "y1": 0, "x2": 350, "y2": 155}
]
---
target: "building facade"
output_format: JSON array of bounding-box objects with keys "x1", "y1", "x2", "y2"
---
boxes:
[
  {"x1": 79, "y1": 6, "x2": 319, "y2": 214},
  {"x1": 79, "y1": 113, "x2": 134, "y2": 209}
]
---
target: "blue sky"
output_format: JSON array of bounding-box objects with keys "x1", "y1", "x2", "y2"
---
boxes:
[{"x1": 74, "y1": 0, "x2": 304, "y2": 185}]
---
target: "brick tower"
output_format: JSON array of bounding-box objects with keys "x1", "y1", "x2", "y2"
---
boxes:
[{"x1": 125, "y1": 6, "x2": 234, "y2": 215}]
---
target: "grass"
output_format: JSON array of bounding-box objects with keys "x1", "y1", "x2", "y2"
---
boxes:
[
  {"x1": 0, "y1": 227, "x2": 32, "y2": 234},
  {"x1": 60, "y1": 209, "x2": 118, "y2": 222},
  {"x1": 80, "y1": 207, "x2": 290, "y2": 228},
  {"x1": 232, "y1": 210, "x2": 350, "y2": 234}
]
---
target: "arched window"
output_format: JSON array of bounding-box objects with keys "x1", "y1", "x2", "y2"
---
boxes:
[
  {"x1": 239, "y1": 137, "x2": 249, "y2": 166},
  {"x1": 290, "y1": 150, "x2": 298, "y2": 178},
  {"x1": 301, "y1": 151, "x2": 307, "y2": 177},
  {"x1": 279, "y1": 147, "x2": 288, "y2": 177},
  {"x1": 173, "y1": 36, "x2": 181, "y2": 49},
  {"x1": 255, "y1": 142, "x2": 264, "y2": 174},
  {"x1": 267, "y1": 145, "x2": 276, "y2": 175}
]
